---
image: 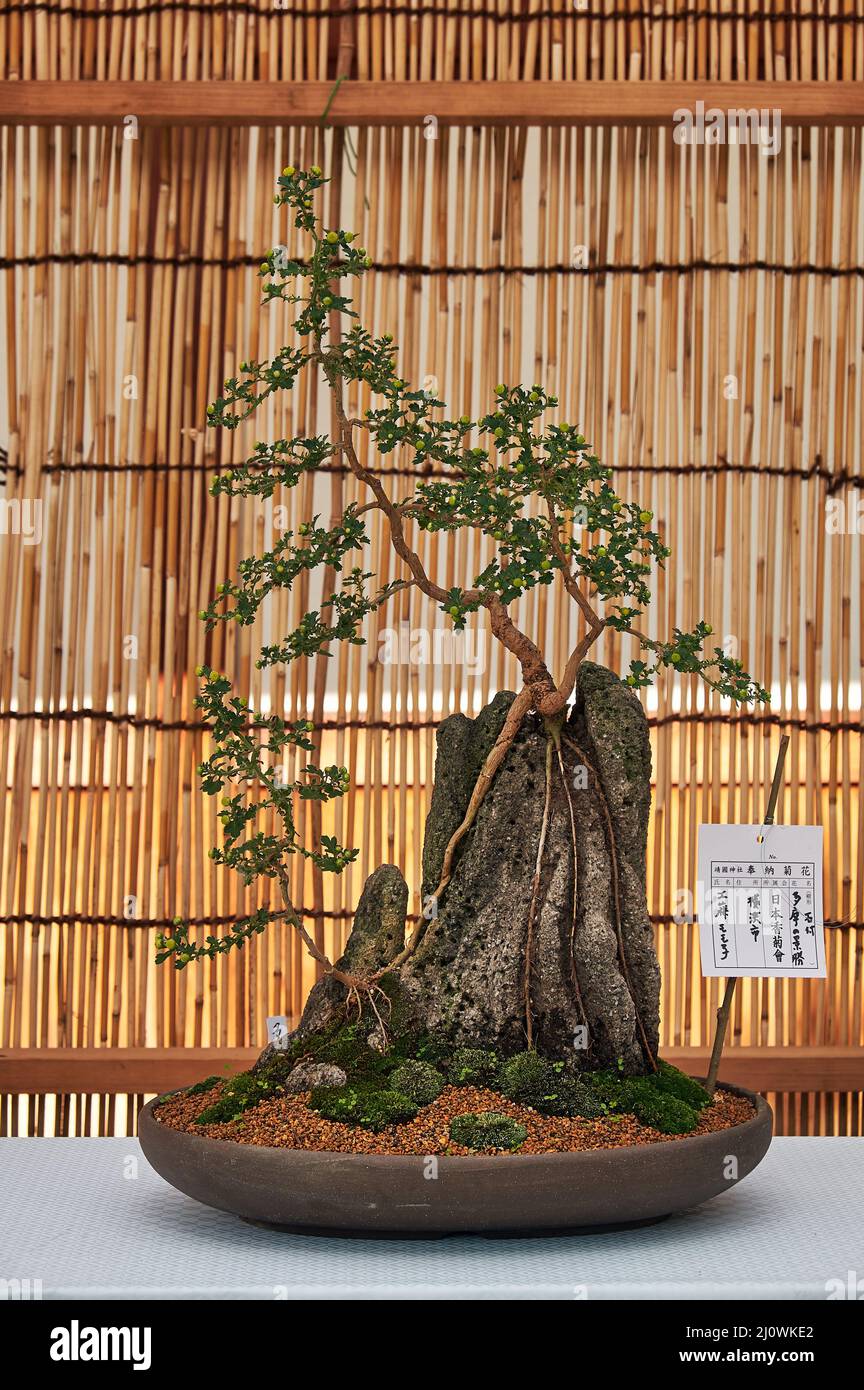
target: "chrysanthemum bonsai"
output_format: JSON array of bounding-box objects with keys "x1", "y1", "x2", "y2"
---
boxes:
[{"x1": 155, "y1": 166, "x2": 768, "y2": 1144}]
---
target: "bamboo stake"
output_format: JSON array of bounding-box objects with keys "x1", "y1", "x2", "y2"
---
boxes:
[{"x1": 706, "y1": 733, "x2": 791, "y2": 1094}]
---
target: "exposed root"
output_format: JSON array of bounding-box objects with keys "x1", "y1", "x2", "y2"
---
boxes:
[
  {"x1": 562, "y1": 733, "x2": 657, "y2": 1072},
  {"x1": 276, "y1": 865, "x2": 371, "y2": 994},
  {"x1": 523, "y1": 736, "x2": 555, "y2": 1048},
  {"x1": 431, "y1": 685, "x2": 534, "y2": 902},
  {"x1": 552, "y1": 737, "x2": 589, "y2": 1030},
  {"x1": 377, "y1": 684, "x2": 534, "y2": 977},
  {"x1": 345, "y1": 981, "x2": 393, "y2": 1046}
]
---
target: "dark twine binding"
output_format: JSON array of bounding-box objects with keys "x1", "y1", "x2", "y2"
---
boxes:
[
  {"x1": 3, "y1": 909, "x2": 860, "y2": 929},
  {"x1": 0, "y1": 708, "x2": 860, "y2": 735},
  {"x1": 2, "y1": 455, "x2": 860, "y2": 493},
  {"x1": 3, "y1": 253, "x2": 863, "y2": 280},
  {"x1": 0, "y1": 2, "x2": 861, "y2": 25}
]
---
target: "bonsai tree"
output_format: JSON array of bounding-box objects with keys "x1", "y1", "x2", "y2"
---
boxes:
[{"x1": 156, "y1": 166, "x2": 767, "y2": 1078}]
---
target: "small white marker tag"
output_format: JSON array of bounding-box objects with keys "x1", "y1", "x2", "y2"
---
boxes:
[
  {"x1": 697, "y1": 824, "x2": 826, "y2": 978},
  {"x1": 266, "y1": 1015, "x2": 290, "y2": 1050}
]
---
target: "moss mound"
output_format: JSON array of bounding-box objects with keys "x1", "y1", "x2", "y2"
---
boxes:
[
  {"x1": 443, "y1": 1047, "x2": 499, "y2": 1087},
  {"x1": 388, "y1": 1059, "x2": 445, "y2": 1106},
  {"x1": 195, "y1": 1070, "x2": 278, "y2": 1125},
  {"x1": 655, "y1": 1059, "x2": 712, "y2": 1111},
  {"x1": 497, "y1": 1051, "x2": 605, "y2": 1118},
  {"x1": 497, "y1": 1050, "x2": 556, "y2": 1105},
  {"x1": 543, "y1": 1075, "x2": 605, "y2": 1119},
  {"x1": 618, "y1": 1080, "x2": 699, "y2": 1135},
  {"x1": 580, "y1": 1061, "x2": 707, "y2": 1133},
  {"x1": 449, "y1": 1111, "x2": 527, "y2": 1151},
  {"x1": 308, "y1": 1082, "x2": 418, "y2": 1131},
  {"x1": 185, "y1": 1074, "x2": 222, "y2": 1097}
]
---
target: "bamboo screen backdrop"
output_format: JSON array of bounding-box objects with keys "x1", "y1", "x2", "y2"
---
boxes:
[{"x1": 1, "y1": 3, "x2": 863, "y2": 1139}]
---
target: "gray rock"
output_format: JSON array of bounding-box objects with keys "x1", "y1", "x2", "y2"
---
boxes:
[
  {"x1": 396, "y1": 662, "x2": 661, "y2": 1072},
  {"x1": 421, "y1": 690, "x2": 517, "y2": 899},
  {"x1": 284, "y1": 1062, "x2": 346, "y2": 1093},
  {"x1": 290, "y1": 862, "x2": 409, "y2": 1040},
  {"x1": 255, "y1": 663, "x2": 661, "y2": 1076}
]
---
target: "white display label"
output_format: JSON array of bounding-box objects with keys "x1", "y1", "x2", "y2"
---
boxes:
[{"x1": 697, "y1": 824, "x2": 826, "y2": 978}]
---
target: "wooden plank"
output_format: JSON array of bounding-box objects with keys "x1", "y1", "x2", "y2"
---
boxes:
[
  {"x1": 1, "y1": 82, "x2": 863, "y2": 129},
  {"x1": 1, "y1": 1046, "x2": 862, "y2": 1095},
  {"x1": 665, "y1": 1048, "x2": 864, "y2": 1094},
  {"x1": 0, "y1": 1048, "x2": 259, "y2": 1095}
]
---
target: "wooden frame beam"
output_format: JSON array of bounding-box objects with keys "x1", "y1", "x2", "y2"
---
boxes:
[
  {"x1": 1, "y1": 1047, "x2": 862, "y2": 1095},
  {"x1": 1, "y1": 81, "x2": 863, "y2": 129},
  {"x1": 0, "y1": 1048, "x2": 259, "y2": 1095}
]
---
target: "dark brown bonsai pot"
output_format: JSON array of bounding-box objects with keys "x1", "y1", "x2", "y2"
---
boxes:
[{"x1": 138, "y1": 1082, "x2": 772, "y2": 1236}]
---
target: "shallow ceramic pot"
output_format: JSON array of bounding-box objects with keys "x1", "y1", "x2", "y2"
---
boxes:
[{"x1": 138, "y1": 1082, "x2": 772, "y2": 1235}]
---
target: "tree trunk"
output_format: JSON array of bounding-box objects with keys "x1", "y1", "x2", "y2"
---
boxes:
[{"x1": 291, "y1": 662, "x2": 661, "y2": 1074}]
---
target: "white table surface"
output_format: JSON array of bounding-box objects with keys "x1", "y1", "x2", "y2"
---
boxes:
[{"x1": 1, "y1": 1136, "x2": 861, "y2": 1300}]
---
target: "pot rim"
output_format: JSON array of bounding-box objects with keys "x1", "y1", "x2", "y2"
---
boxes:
[{"x1": 139, "y1": 1078, "x2": 771, "y2": 1167}]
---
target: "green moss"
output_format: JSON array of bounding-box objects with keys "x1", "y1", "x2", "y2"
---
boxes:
[
  {"x1": 375, "y1": 972, "x2": 416, "y2": 1040},
  {"x1": 414, "y1": 1032, "x2": 450, "y2": 1068},
  {"x1": 252, "y1": 1051, "x2": 296, "y2": 1088},
  {"x1": 583, "y1": 1069, "x2": 627, "y2": 1110},
  {"x1": 449, "y1": 1111, "x2": 527, "y2": 1151},
  {"x1": 618, "y1": 1078, "x2": 699, "y2": 1134},
  {"x1": 655, "y1": 1060, "x2": 711, "y2": 1111},
  {"x1": 496, "y1": 1051, "x2": 561, "y2": 1107},
  {"x1": 308, "y1": 1082, "x2": 418, "y2": 1131},
  {"x1": 195, "y1": 1070, "x2": 278, "y2": 1125},
  {"x1": 185, "y1": 1075, "x2": 222, "y2": 1097},
  {"x1": 299, "y1": 1022, "x2": 393, "y2": 1084},
  {"x1": 582, "y1": 1063, "x2": 707, "y2": 1130},
  {"x1": 444, "y1": 1047, "x2": 499, "y2": 1087},
  {"x1": 494, "y1": 1050, "x2": 600, "y2": 1117},
  {"x1": 497, "y1": 1050, "x2": 553, "y2": 1103},
  {"x1": 296, "y1": 997, "x2": 421, "y2": 1086},
  {"x1": 387, "y1": 1059, "x2": 444, "y2": 1106},
  {"x1": 541, "y1": 1075, "x2": 605, "y2": 1119}
]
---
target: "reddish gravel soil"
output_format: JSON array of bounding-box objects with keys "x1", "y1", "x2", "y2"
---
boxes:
[{"x1": 153, "y1": 1080, "x2": 756, "y2": 1156}]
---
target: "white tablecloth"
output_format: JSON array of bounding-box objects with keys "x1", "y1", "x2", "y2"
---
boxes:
[{"x1": 1, "y1": 1136, "x2": 861, "y2": 1299}]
